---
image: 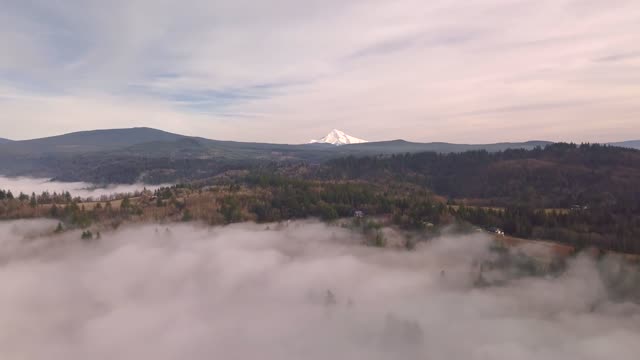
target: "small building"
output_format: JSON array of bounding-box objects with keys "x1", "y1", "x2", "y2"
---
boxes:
[
  {"x1": 354, "y1": 210, "x2": 365, "y2": 218},
  {"x1": 570, "y1": 204, "x2": 589, "y2": 211},
  {"x1": 422, "y1": 221, "x2": 435, "y2": 228}
]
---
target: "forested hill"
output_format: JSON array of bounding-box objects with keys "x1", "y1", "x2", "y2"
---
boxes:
[
  {"x1": 0, "y1": 127, "x2": 558, "y2": 182},
  {"x1": 0, "y1": 127, "x2": 185, "y2": 154},
  {"x1": 610, "y1": 140, "x2": 640, "y2": 150},
  {"x1": 1, "y1": 126, "x2": 639, "y2": 185},
  {"x1": 322, "y1": 143, "x2": 640, "y2": 210},
  {"x1": 1, "y1": 142, "x2": 639, "y2": 253}
]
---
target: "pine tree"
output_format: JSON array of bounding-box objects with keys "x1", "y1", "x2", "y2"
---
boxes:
[
  {"x1": 182, "y1": 209, "x2": 193, "y2": 222},
  {"x1": 29, "y1": 192, "x2": 37, "y2": 208},
  {"x1": 121, "y1": 197, "x2": 131, "y2": 209},
  {"x1": 50, "y1": 204, "x2": 59, "y2": 217},
  {"x1": 81, "y1": 230, "x2": 93, "y2": 240}
]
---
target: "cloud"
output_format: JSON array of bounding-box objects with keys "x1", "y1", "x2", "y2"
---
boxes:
[
  {"x1": 0, "y1": 219, "x2": 639, "y2": 359},
  {"x1": 594, "y1": 52, "x2": 640, "y2": 63},
  {"x1": 1, "y1": 0, "x2": 639, "y2": 143},
  {"x1": 0, "y1": 176, "x2": 169, "y2": 199}
]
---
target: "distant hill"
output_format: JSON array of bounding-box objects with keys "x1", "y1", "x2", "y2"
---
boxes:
[
  {"x1": 610, "y1": 140, "x2": 640, "y2": 150},
  {"x1": 0, "y1": 127, "x2": 185, "y2": 155},
  {"x1": 324, "y1": 142, "x2": 640, "y2": 209},
  {"x1": 0, "y1": 126, "x2": 637, "y2": 183},
  {"x1": 330, "y1": 140, "x2": 552, "y2": 156},
  {"x1": 0, "y1": 138, "x2": 12, "y2": 144},
  {"x1": 0, "y1": 127, "x2": 555, "y2": 157},
  {"x1": 0, "y1": 127, "x2": 555, "y2": 159}
]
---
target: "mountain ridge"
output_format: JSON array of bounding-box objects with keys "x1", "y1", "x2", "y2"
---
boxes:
[
  {"x1": 609, "y1": 140, "x2": 640, "y2": 150},
  {"x1": 2, "y1": 127, "x2": 638, "y2": 152},
  {"x1": 0, "y1": 127, "x2": 184, "y2": 155},
  {"x1": 0, "y1": 126, "x2": 638, "y2": 183}
]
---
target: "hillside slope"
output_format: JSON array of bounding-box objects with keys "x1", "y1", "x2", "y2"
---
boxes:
[
  {"x1": 610, "y1": 140, "x2": 640, "y2": 150},
  {"x1": 0, "y1": 127, "x2": 185, "y2": 155},
  {"x1": 323, "y1": 143, "x2": 640, "y2": 209},
  {"x1": 0, "y1": 127, "x2": 562, "y2": 182}
]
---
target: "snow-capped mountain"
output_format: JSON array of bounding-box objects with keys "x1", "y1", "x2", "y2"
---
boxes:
[{"x1": 309, "y1": 129, "x2": 368, "y2": 146}]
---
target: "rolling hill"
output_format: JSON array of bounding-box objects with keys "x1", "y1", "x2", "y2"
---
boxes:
[
  {"x1": 330, "y1": 139, "x2": 552, "y2": 156},
  {"x1": 0, "y1": 137, "x2": 13, "y2": 144},
  {"x1": 0, "y1": 127, "x2": 185, "y2": 155},
  {"x1": 323, "y1": 142, "x2": 640, "y2": 209},
  {"x1": 0, "y1": 127, "x2": 555, "y2": 158},
  {"x1": 610, "y1": 140, "x2": 640, "y2": 150},
  {"x1": 0, "y1": 127, "x2": 636, "y2": 183}
]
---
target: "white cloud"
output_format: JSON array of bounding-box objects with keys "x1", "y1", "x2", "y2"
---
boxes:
[
  {"x1": 0, "y1": 220, "x2": 639, "y2": 359},
  {"x1": 0, "y1": 176, "x2": 169, "y2": 199}
]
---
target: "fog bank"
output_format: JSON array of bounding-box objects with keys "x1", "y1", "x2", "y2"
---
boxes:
[
  {"x1": 0, "y1": 176, "x2": 169, "y2": 199},
  {"x1": 1, "y1": 220, "x2": 639, "y2": 360}
]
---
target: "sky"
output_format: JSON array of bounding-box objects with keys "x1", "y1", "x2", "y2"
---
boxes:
[{"x1": 1, "y1": 0, "x2": 639, "y2": 144}]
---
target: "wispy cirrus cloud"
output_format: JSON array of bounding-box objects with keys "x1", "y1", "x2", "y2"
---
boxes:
[{"x1": 594, "y1": 52, "x2": 640, "y2": 63}]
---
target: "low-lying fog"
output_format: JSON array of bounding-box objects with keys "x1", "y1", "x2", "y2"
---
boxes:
[
  {"x1": 0, "y1": 176, "x2": 168, "y2": 199},
  {"x1": 1, "y1": 220, "x2": 639, "y2": 359}
]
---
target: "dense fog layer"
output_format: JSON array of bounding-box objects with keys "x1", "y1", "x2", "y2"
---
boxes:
[
  {"x1": 1, "y1": 220, "x2": 639, "y2": 360},
  {"x1": 0, "y1": 176, "x2": 168, "y2": 199}
]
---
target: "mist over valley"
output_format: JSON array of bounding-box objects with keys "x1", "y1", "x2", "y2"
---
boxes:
[{"x1": 2, "y1": 220, "x2": 640, "y2": 360}]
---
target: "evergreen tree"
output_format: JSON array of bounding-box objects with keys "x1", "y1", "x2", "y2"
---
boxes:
[
  {"x1": 29, "y1": 192, "x2": 37, "y2": 208},
  {"x1": 120, "y1": 197, "x2": 131, "y2": 212},
  {"x1": 81, "y1": 230, "x2": 93, "y2": 240},
  {"x1": 50, "y1": 204, "x2": 59, "y2": 217}
]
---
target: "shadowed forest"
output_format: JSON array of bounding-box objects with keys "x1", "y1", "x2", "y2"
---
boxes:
[{"x1": 2, "y1": 143, "x2": 640, "y2": 255}]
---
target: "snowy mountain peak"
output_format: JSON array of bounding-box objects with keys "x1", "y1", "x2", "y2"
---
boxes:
[{"x1": 309, "y1": 129, "x2": 368, "y2": 146}]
